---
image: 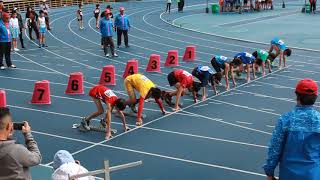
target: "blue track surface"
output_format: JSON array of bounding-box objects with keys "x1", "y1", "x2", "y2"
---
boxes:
[{"x1": 1, "y1": 0, "x2": 320, "y2": 179}]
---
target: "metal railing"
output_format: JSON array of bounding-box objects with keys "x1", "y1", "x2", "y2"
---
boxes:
[{"x1": 68, "y1": 160, "x2": 143, "y2": 180}]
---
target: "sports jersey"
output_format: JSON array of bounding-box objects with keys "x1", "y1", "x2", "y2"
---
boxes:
[
  {"x1": 215, "y1": 55, "x2": 231, "y2": 66},
  {"x1": 174, "y1": 69, "x2": 193, "y2": 88},
  {"x1": 234, "y1": 52, "x2": 255, "y2": 64},
  {"x1": 271, "y1": 37, "x2": 286, "y2": 51},
  {"x1": 257, "y1": 49, "x2": 269, "y2": 62},
  {"x1": 124, "y1": 74, "x2": 155, "y2": 98},
  {"x1": 94, "y1": 8, "x2": 100, "y2": 17},
  {"x1": 192, "y1": 65, "x2": 215, "y2": 87},
  {"x1": 89, "y1": 85, "x2": 117, "y2": 105}
]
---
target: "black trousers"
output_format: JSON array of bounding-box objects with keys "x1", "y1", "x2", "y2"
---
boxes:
[
  {"x1": 310, "y1": 1, "x2": 316, "y2": 12},
  {"x1": 117, "y1": 29, "x2": 129, "y2": 46},
  {"x1": 102, "y1": 37, "x2": 115, "y2": 55},
  {"x1": 166, "y1": 3, "x2": 171, "y2": 12},
  {"x1": 19, "y1": 27, "x2": 25, "y2": 48},
  {"x1": 28, "y1": 21, "x2": 39, "y2": 39},
  {"x1": 0, "y1": 42, "x2": 12, "y2": 67}
]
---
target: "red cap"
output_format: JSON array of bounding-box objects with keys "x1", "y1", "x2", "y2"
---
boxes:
[
  {"x1": 2, "y1": 12, "x2": 9, "y2": 19},
  {"x1": 119, "y1": 7, "x2": 125, "y2": 11},
  {"x1": 105, "y1": 9, "x2": 111, "y2": 14},
  {"x1": 296, "y1": 78, "x2": 318, "y2": 95}
]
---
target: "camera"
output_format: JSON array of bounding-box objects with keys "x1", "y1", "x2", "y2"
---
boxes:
[{"x1": 13, "y1": 122, "x2": 24, "y2": 130}]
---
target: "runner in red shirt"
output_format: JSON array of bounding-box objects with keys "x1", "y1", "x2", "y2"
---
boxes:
[
  {"x1": 81, "y1": 85, "x2": 128, "y2": 140},
  {"x1": 163, "y1": 69, "x2": 201, "y2": 111}
]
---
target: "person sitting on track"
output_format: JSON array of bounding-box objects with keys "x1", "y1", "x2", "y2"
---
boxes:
[
  {"x1": 233, "y1": 52, "x2": 257, "y2": 82},
  {"x1": 81, "y1": 85, "x2": 128, "y2": 140},
  {"x1": 269, "y1": 37, "x2": 292, "y2": 69},
  {"x1": 191, "y1": 65, "x2": 222, "y2": 99},
  {"x1": 211, "y1": 55, "x2": 243, "y2": 90},
  {"x1": 163, "y1": 69, "x2": 202, "y2": 111},
  {"x1": 124, "y1": 74, "x2": 166, "y2": 126}
]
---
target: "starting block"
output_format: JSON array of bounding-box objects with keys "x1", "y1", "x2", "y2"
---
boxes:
[{"x1": 72, "y1": 123, "x2": 118, "y2": 134}]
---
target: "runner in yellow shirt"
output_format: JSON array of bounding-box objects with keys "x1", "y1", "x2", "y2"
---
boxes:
[{"x1": 124, "y1": 74, "x2": 166, "y2": 126}]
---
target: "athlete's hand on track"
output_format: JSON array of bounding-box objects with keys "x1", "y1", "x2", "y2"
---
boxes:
[
  {"x1": 173, "y1": 106, "x2": 180, "y2": 111},
  {"x1": 162, "y1": 110, "x2": 167, "y2": 115},
  {"x1": 202, "y1": 96, "x2": 206, "y2": 101},
  {"x1": 105, "y1": 132, "x2": 112, "y2": 140}
]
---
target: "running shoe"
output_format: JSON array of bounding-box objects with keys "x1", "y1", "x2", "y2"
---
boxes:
[
  {"x1": 0, "y1": 66, "x2": 5, "y2": 70},
  {"x1": 130, "y1": 104, "x2": 138, "y2": 113},
  {"x1": 80, "y1": 117, "x2": 90, "y2": 131},
  {"x1": 9, "y1": 65, "x2": 16, "y2": 68},
  {"x1": 14, "y1": 48, "x2": 20, "y2": 51},
  {"x1": 100, "y1": 118, "x2": 107, "y2": 128},
  {"x1": 105, "y1": 53, "x2": 110, "y2": 57},
  {"x1": 113, "y1": 53, "x2": 118, "y2": 57}
]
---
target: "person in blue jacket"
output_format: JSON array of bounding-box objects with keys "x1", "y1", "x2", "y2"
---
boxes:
[
  {"x1": 0, "y1": 12, "x2": 16, "y2": 70},
  {"x1": 114, "y1": 7, "x2": 130, "y2": 48},
  {"x1": 211, "y1": 55, "x2": 242, "y2": 90},
  {"x1": 264, "y1": 78, "x2": 320, "y2": 180},
  {"x1": 192, "y1": 65, "x2": 222, "y2": 99},
  {"x1": 233, "y1": 52, "x2": 257, "y2": 83},
  {"x1": 99, "y1": 9, "x2": 117, "y2": 58},
  {"x1": 269, "y1": 37, "x2": 292, "y2": 69}
]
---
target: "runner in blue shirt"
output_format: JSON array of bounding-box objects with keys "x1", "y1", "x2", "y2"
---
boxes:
[
  {"x1": 191, "y1": 65, "x2": 222, "y2": 100},
  {"x1": 269, "y1": 37, "x2": 292, "y2": 69},
  {"x1": 211, "y1": 55, "x2": 242, "y2": 90},
  {"x1": 233, "y1": 52, "x2": 256, "y2": 82}
]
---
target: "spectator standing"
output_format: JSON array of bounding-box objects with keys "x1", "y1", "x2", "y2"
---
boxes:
[
  {"x1": 9, "y1": 11, "x2": 20, "y2": 51},
  {"x1": 14, "y1": 7, "x2": 25, "y2": 49},
  {"x1": 0, "y1": 0, "x2": 4, "y2": 20},
  {"x1": 38, "y1": 10, "x2": 48, "y2": 48},
  {"x1": 114, "y1": 7, "x2": 130, "y2": 48},
  {"x1": 100, "y1": 5, "x2": 114, "y2": 49},
  {"x1": 0, "y1": 12, "x2": 16, "y2": 70},
  {"x1": 100, "y1": 10, "x2": 118, "y2": 57},
  {"x1": 166, "y1": 0, "x2": 172, "y2": 13},
  {"x1": 94, "y1": 4, "x2": 100, "y2": 28},
  {"x1": 0, "y1": 107, "x2": 41, "y2": 179},
  {"x1": 77, "y1": 4, "x2": 84, "y2": 30},
  {"x1": 26, "y1": 6, "x2": 39, "y2": 40},
  {"x1": 40, "y1": 0, "x2": 51, "y2": 30},
  {"x1": 310, "y1": 0, "x2": 316, "y2": 14},
  {"x1": 263, "y1": 78, "x2": 320, "y2": 180},
  {"x1": 52, "y1": 150, "x2": 94, "y2": 180}
]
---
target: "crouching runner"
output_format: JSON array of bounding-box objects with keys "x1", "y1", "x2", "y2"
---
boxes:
[
  {"x1": 81, "y1": 85, "x2": 128, "y2": 140},
  {"x1": 163, "y1": 69, "x2": 201, "y2": 111},
  {"x1": 192, "y1": 65, "x2": 222, "y2": 99},
  {"x1": 124, "y1": 74, "x2": 166, "y2": 126}
]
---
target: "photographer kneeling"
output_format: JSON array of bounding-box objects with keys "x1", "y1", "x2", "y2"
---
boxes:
[{"x1": 0, "y1": 107, "x2": 42, "y2": 180}]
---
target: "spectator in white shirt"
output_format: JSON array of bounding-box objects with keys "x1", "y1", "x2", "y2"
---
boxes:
[{"x1": 9, "y1": 11, "x2": 19, "y2": 51}]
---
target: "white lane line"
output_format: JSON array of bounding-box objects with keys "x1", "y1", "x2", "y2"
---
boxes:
[
  {"x1": 193, "y1": 104, "x2": 209, "y2": 108},
  {"x1": 159, "y1": 4, "x2": 320, "y2": 54},
  {"x1": 266, "y1": 125, "x2": 275, "y2": 128},
  {"x1": 35, "y1": 129, "x2": 266, "y2": 177},
  {"x1": 181, "y1": 110, "x2": 271, "y2": 135},
  {"x1": 13, "y1": 67, "x2": 59, "y2": 74},
  {"x1": 7, "y1": 104, "x2": 268, "y2": 149},
  {"x1": 236, "y1": 121, "x2": 253, "y2": 125},
  {"x1": 210, "y1": 99, "x2": 281, "y2": 116},
  {"x1": 260, "y1": 108, "x2": 275, "y2": 112},
  {"x1": 0, "y1": 75, "x2": 92, "y2": 88}
]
